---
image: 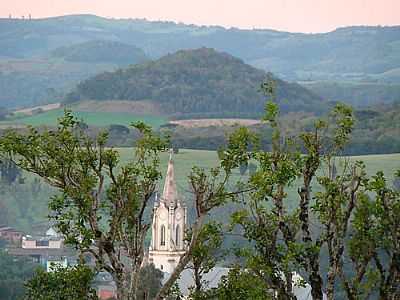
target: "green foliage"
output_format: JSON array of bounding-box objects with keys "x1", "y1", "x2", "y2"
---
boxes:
[
  {"x1": 0, "y1": 250, "x2": 39, "y2": 300},
  {"x1": 215, "y1": 268, "x2": 272, "y2": 300},
  {"x1": 191, "y1": 222, "x2": 223, "y2": 272},
  {"x1": 187, "y1": 222, "x2": 224, "y2": 298},
  {"x1": 24, "y1": 264, "x2": 98, "y2": 300},
  {"x1": 136, "y1": 264, "x2": 164, "y2": 300},
  {"x1": 0, "y1": 110, "x2": 169, "y2": 298},
  {"x1": 223, "y1": 85, "x2": 400, "y2": 299}
]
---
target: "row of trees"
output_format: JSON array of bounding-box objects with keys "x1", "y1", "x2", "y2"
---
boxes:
[{"x1": 0, "y1": 81, "x2": 399, "y2": 299}]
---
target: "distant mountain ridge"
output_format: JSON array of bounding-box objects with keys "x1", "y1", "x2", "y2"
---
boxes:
[
  {"x1": 65, "y1": 48, "x2": 324, "y2": 118},
  {"x1": 0, "y1": 14, "x2": 399, "y2": 109},
  {"x1": 0, "y1": 14, "x2": 399, "y2": 82}
]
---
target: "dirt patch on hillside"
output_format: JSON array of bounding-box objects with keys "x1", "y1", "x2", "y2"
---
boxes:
[
  {"x1": 15, "y1": 103, "x2": 61, "y2": 116},
  {"x1": 72, "y1": 100, "x2": 162, "y2": 115},
  {"x1": 169, "y1": 119, "x2": 261, "y2": 128}
]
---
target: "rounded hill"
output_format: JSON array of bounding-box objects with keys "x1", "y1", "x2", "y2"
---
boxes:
[{"x1": 65, "y1": 48, "x2": 324, "y2": 118}]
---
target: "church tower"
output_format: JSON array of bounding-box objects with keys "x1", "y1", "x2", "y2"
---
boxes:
[{"x1": 148, "y1": 151, "x2": 187, "y2": 274}]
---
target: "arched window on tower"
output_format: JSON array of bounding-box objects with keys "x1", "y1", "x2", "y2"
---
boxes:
[
  {"x1": 160, "y1": 225, "x2": 166, "y2": 246},
  {"x1": 176, "y1": 225, "x2": 180, "y2": 248}
]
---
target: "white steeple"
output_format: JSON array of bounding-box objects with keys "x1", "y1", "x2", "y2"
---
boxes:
[{"x1": 148, "y1": 150, "x2": 187, "y2": 273}]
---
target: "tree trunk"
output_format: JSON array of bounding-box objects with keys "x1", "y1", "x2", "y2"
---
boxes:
[
  {"x1": 115, "y1": 276, "x2": 130, "y2": 300},
  {"x1": 309, "y1": 268, "x2": 324, "y2": 300},
  {"x1": 194, "y1": 266, "x2": 202, "y2": 293},
  {"x1": 128, "y1": 264, "x2": 141, "y2": 300}
]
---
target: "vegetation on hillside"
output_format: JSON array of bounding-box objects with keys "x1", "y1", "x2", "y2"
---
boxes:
[
  {"x1": 302, "y1": 81, "x2": 400, "y2": 107},
  {"x1": 50, "y1": 40, "x2": 148, "y2": 65},
  {"x1": 1, "y1": 16, "x2": 399, "y2": 82},
  {"x1": 0, "y1": 60, "x2": 116, "y2": 108},
  {"x1": 65, "y1": 48, "x2": 324, "y2": 117},
  {"x1": 163, "y1": 103, "x2": 400, "y2": 155},
  {"x1": 0, "y1": 39, "x2": 147, "y2": 109}
]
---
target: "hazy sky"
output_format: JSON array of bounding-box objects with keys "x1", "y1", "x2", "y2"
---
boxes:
[{"x1": 1, "y1": 0, "x2": 399, "y2": 33}]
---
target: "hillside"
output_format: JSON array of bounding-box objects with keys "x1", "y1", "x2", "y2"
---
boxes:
[
  {"x1": 50, "y1": 40, "x2": 148, "y2": 65},
  {"x1": 301, "y1": 81, "x2": 400, "y2": 107},
  {"x1": 1, "y1": 15, "x2": 399, "y2": 109},
  {"x1": 65, "y1": 48, "x2": 324, "y2": 117},
  {"x1": 0, "y1": 39, "x2": 148, "y2": 109},
  {"x1": 0, "y1": 15, "x2": 399, "y2": 82},
  {"x1": 0, "y1": 59, "x2": 116, "y2": 108}
]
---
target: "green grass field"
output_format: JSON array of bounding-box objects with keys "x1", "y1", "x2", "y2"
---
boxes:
[
  {"x1": 117, "y1": 148, "x2": 400, "y2": 192},
  {"x1": 4, "y1": 109, "x2": 167, "y2": 128},
  {"x1": 3, "y1": 148, "x2": 399, "y2": 231}
]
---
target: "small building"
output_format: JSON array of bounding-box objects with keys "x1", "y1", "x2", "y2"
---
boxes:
[
  {"x1": 22, "y1": 235, "x2": 63, "y2": 249},
  {"x1": 8, "y1": 230, "x2": 69, "y2": 267},
  {"x1": 45, "y1": 227, "x2": 60, "y2": 238},
  {"x1": 0, "y1": 226, "x2": 23, "y2": 245}
]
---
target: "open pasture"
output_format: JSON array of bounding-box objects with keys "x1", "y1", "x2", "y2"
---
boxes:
[{"x1": 3, "y1": 109, "x2": 167, "y2": 128}]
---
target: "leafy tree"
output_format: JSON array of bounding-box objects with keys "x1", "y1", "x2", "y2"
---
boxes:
[
  {"x1": 0, "y1": 111, "x2": 249, "y2": 300},
  {"x1": 136, "y1": 264, "x2": 163, "y2": 300},
  {"x1": 215, "y1": 267, "x2": 273, "y2": 300},
  {"x1": 342, "y1": 171, "x2": 400, "y2": 299},
  {"x1": 186, "y1": 222, "x2": 224, "y2": 298},
  {"x1": 223, "y1": 79, "x2": 399, "y2": 300},
  {"x1": 24, "y1": 264, "x2": 98, "y2": 300}
]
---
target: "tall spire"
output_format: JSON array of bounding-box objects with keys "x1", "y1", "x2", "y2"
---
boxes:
[{"x1": 161, "y1": 150, "x2": 179, "y2": 207}]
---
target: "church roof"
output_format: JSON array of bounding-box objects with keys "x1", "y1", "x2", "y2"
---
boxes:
[{"x1": 161, "y1": 151, "x2": 180, "y2": 207}]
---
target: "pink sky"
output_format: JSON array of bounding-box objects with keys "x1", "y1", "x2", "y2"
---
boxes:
[{"x1": 1, "y1": 0, "x2": 399, "y2": 33}]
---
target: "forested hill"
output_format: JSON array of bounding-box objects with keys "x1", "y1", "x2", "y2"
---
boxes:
[
  {"x1": 65, "y1": 48, "x2": 324, "y2": 118},
  {"x1": 50, "y1": 40, "x2": 148, "y2": 65}
]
